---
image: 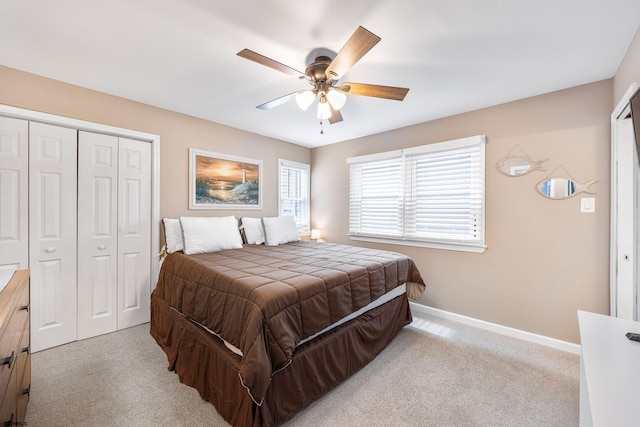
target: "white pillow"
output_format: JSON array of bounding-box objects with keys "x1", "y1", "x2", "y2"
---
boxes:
[
  {"x1": 240, "y1": 217, "x2": 265, "y2": 245},
  {"x1": 162, "y1": 218, "x2": 184, "y2": 253},
  {"x1": 179, "y1": 216, "x2": 243, "y2": 255},
  {"x1": 262, "y1": 216, "x2": 300, "y2": 246}
]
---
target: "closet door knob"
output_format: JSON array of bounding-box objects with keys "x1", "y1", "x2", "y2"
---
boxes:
[
  {"x1": 98, "y1": 245, "x2": 107, "y2": 250},
  {"x1": 46, "y1": 247, "x2": 55, "y2": 253}
]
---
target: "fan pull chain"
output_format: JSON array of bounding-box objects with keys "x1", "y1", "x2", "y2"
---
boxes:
[{"x1": 319, "y1": 120, "x2": 324, "y2": 135}]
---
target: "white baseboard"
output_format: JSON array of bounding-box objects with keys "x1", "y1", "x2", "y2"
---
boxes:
[{"x1": 409, "y1": 302, "x2": 581, "y2": 355}]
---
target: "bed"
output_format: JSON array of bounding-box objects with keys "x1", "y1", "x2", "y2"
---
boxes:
[{"x1": 150, "y1": 217, "x2": 425, "y2": 426}]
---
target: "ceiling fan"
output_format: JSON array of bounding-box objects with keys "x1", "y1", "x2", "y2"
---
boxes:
[{"x1": 237, "y1": 26, "x2": 410, "y2": 127}]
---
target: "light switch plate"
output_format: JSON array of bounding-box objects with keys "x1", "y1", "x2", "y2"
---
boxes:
[{"x1": 581, "y1": 197, "x2": 595, "y2": 213}]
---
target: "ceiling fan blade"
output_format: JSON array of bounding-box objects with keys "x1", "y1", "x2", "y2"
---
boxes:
[
  {"x1": 237, "y1": 49, "x2": 305, "y2": 78},
  {"x1": 256, "y1": 91, "x2": 299, "y2": 110},
  {"x1": 339, "y1": 83, "x2": 409, "y2": 101},
  {"x1": 325, "y1": 26, "x2": 381, "y2": 81},
  {"x1": 329, "y1": 106, "x2": 343, "y2": 124}
]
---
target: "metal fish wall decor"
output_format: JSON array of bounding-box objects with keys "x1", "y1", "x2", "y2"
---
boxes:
[
  {"x1": 496, "y1": 156, "x2": 548, "y2": 177},
  {"x1": 535, "y1": 164, "x2": 597, "y2": 199},
  {"x1": 536, "y1": 177, "x2": 598, "y2": 199},
  {"x1": 496, "y1": 145, "x2": 547, "y2": 177}
]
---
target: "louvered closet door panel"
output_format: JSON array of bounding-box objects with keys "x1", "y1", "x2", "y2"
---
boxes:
[
  {"x1": 77, "y1": 132, "x2": 118, "y2": 339},
  {"x1": 0, "y1": 117, "x2": 28, "y2": 277},
  {"x1": 29, "y1": 122, "x2": 77, "y2": 352},
  {"x1": 117, "y1": 138, "x2": 151, "y2": 330}
]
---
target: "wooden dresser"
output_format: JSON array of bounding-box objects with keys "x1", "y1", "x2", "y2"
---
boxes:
[{"x1": 0, "y1": 270, "x2": 30, "y2": 426}]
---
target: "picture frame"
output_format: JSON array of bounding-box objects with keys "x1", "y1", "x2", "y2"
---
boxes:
[{"x1": 189, "y1": 148, "x2": 262, "y2": 210}]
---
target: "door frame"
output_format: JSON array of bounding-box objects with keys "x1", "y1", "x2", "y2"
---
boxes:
[
  {"x1": 0, "y1": 103, "x2": 161, "y2": 287},
  {"x1": 610, "y1": 83, "x2": 638, "y2": 319}
]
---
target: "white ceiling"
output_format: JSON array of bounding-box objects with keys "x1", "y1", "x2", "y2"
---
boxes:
[{"x1": 1, "y1": 0, "x2": 640, "y2": 148}]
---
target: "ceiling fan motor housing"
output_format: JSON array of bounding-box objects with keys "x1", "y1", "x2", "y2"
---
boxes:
[{"x1": 306, "y1": 56, "x2": 333, "y2": 84}]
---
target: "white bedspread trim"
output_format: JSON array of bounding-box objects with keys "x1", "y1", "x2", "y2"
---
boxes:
[
  {"x1": 298, "y1": 283, "x2": 406, "y2": 347},
  {"x1": 195, "y1": 284, "x2": 407, "y2": 357}
]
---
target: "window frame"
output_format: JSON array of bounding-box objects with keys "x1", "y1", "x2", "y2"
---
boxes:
[
  {"x1": 347, "y1": 135, "x2": 486, "y2": 253},
  {"x1": 278, "y1": 159, "x2": 311, "y2": 235}
]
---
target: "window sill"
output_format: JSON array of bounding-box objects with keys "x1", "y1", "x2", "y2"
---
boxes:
[{"x1": 349, "y1": 235, "x2": 486, "y2": 253}]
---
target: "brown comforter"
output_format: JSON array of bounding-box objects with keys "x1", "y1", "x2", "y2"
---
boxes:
[{"x1": 153, "y1": 241, "x2": 425, "y2": 405}]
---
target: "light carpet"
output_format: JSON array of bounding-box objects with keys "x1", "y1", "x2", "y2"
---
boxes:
[{"x1": 25, "y1": 313, "x2": 579, "y2": 426}]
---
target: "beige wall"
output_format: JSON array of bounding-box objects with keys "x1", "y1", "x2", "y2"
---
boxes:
[
  {"x1": 312, "y1": 80, "x2": 613, "y2": 344},
  {"x1": 0, "y1": 61, "x2": 620, "y2": 345},
  {"x1": 614, "y1": 26, "x2": 640, "y2": 104},
  {"x1": 0, "y1": 65, "x2": 310, "y2": 224}
]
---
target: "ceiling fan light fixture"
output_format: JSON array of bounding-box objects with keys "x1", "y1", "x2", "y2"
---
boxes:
[
  {"x1": 316, "y1": 94, "x2": 332, "y2": 120},
  {"x1": 238, "y1": 26, "x2": 409, "y2": 129},
  {"x1": 295, "y1": 90, "x2": 316, "y2": 111},
  {"x1": 326, "y1": 89, "x2": 347, "y2": 110}
]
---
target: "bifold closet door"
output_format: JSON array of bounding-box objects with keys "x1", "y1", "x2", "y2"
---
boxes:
[
  {"x1": 0, "y1": 116, "x2": 28, "y2": 274},
  {"x1": 77, "y1": 132, "x2": 118, "y2": 339},
  {"x1": 29, "y1": 122, "x2": 78, "y2": 352},
  {"x1": 117, "y1": 137, "x2": 151, "y2": 330},
  {"x1": 77, "y1": 133, "x2": 151, "y2": 337}
]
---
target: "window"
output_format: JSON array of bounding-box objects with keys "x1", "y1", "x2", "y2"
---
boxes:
[
  {"x1": 279, "y1": 159, "x2": 310, "y2": 235},
  {"x1": 348, "y1": 135, "x2": 486, "y2": 252}
]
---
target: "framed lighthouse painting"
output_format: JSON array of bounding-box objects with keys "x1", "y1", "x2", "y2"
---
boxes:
[{"x1": 189, "y1": 148, "x2": 262, "y2": 209}]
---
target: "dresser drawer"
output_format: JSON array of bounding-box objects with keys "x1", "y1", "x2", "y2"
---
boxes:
[
  {"x1": 0, "y1": 304, "x2": 28, "y2": 398},
  {"x1": 0, "y1": 323, "x2": 20, "y2": 403},
  {"x1": 0, "y1": 270, "x2": 30, "y2": 425},
  {"x1": 0, "y1": 364, "x2": 17, "y2": 427},
  {"x1": 16, "y1": 327, "x2": 30, "y2": 401}
]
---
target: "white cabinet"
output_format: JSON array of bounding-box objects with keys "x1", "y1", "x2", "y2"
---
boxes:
[
  {"x1": 578, "y1": 310, "x2": 640, "y2": 427},
  {"x1": 0, "y1": 116, "x2": 154, "y2": 352}
]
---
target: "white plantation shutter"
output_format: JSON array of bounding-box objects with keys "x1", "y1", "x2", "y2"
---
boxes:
[
  {"x1": 279, "y1": 159, "x2": 310, "y2": 234},
  {"x1": 349, "y1": 154, "x2": 403, "y2": 238},
  {"x1": 404, "y1": 137, "x2": 485, "y2": 246},
  {"x1": 348, "y1": 136, "x2": 486, "y2": 252}
]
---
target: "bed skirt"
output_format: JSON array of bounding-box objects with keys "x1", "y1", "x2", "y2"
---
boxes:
[{"x1": 150, "y1": 290, "x2": 412, "y2": 426}]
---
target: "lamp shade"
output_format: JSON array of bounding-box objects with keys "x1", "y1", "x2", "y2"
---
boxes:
[
  {"x1": 311, "y1": 229, "x2": 321, "y2": 241},
  {"x1": 326, "y1": 89, "x2": 347, "y2": 110},
  {"x1": 295, "y1": 90, "x2": 316, "y2": 111},
  {"x1": 316, "y1": 95, "x2": 332, "y2": 119}
]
